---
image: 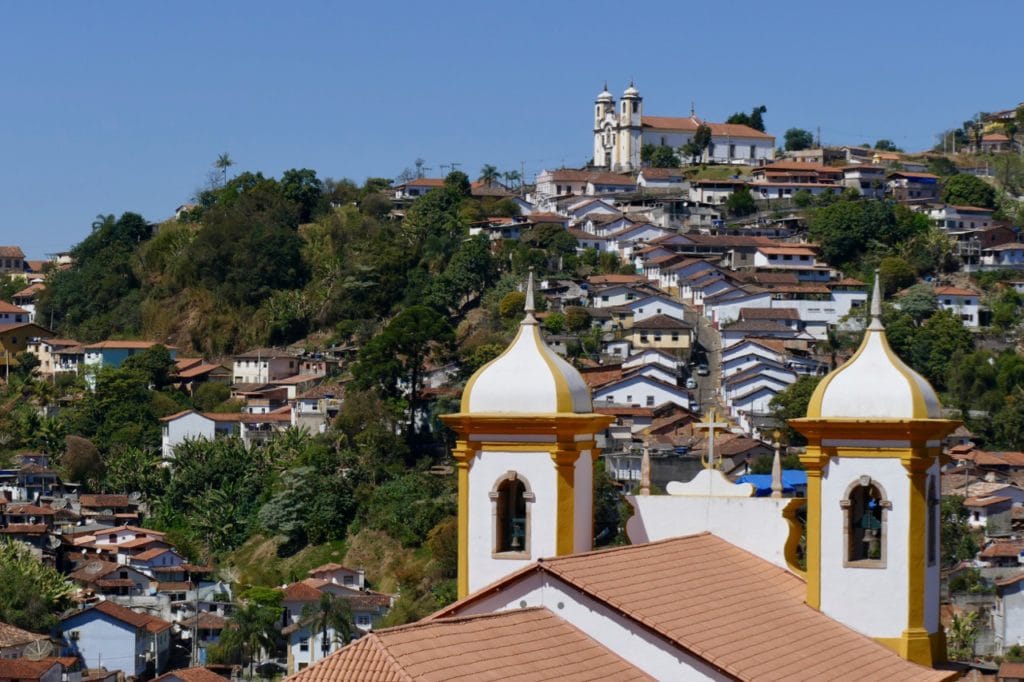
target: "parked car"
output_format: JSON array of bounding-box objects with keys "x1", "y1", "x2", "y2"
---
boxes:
[
  {"x1": 685, "y1": 377, "x2": 697, "y2": 389},
  {"x1": 696, "y1": 364, "x2": 709, "y2": 376}
]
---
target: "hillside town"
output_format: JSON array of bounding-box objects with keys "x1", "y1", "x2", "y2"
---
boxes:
[{"x1": 2, "y1": 84, "x2": 1024, "y2": 681}]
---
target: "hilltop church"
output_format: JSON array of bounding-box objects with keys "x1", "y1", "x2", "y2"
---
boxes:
[
  {"x1": 593, "y1": 82, "x2": 776, "y2": 171},
  {"x1": 291, "y1": 275, "x2": 957, "y2": 681}
]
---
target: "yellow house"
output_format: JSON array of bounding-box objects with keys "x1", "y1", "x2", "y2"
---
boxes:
[
  {"x1": 629, "y1": 315, "x2": 693, "y2": 352},
  {"x1": 0, "y1": 322, "x2": 53, "y2": 368}
]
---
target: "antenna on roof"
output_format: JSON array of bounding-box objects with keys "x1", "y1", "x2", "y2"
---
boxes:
[{"x1": 869, "y1": 272, "x2": 884, "y2": 330}]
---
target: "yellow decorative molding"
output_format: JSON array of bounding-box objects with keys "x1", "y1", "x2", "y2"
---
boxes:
[
  {"x1": 875, "y1": 629, "x2": 947, "y2": 669},
  {"x1": 782, "y1": 497, "x2": 807, "y2": 580}
]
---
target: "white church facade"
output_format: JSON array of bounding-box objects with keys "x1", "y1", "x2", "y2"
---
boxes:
[
  {"x1": 290, "y1": 275, "x2": 957, "y2": 681},
  {"x1": 593, "y1": 82, "x2": 776, "y2": 171}
]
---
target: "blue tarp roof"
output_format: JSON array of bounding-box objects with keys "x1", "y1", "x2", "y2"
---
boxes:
[{"x1": 735, "y1": 470, "x2": 807, "y2": 496}]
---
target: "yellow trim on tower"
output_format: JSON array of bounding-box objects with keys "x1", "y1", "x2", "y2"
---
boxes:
[
  {"x1": 531, "y1": 322, "x2": 576, "y2": 412},
  {"x1": 451, "y1": 441, "x2": 475, "y2": 599},
  {"x1": 799, "y1": 447, "x2": 826, "y2": 609},
  {"x1": 551, "y1": 449, "x2": 578, "y2": 555},
  {"x1": 459, "y1": 325, "x2": 527, "y2": 412},
  {"x1": 805, "y1": 328, "x2": 875, "y2": 418},
  {"x1": 874, "y1": 630, "x2": 947, "y2": 669},
  {"x1": 877, "y1": 331, "x2": 929, "y2": 418},
  {"x1": 782, "y1": 497, "x2": 807, "y2": 580}
]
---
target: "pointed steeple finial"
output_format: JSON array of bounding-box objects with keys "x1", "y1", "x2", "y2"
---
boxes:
[
  {"x1": 603, "y1": 80, "x2": 608, "y2": 91},
  {"x1": 691, "y1": 101, "x2": 695, "y2": 117},
  {"x1": 869, "y1": 272, "x2": 884, "y2": 330},
  {"x1": 522, "y1": 268, "x2": 538, "y2": 325}
]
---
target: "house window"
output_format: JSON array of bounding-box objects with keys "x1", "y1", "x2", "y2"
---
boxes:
[
  {"x1": 300, "y1": 637, "x2": 309, "y2": 652},
  {"x1": 491, "y1": 472, "x2": 534, "y2": 557},
  {"x1": 356, "y1": 615, "x2": 371, "y2": 627},
  {"x1": 749, "y1": 145, "x2": 756, "y2": 158},
  {"x1": 841, "y1": 477, "x2": 890, "y2": 567},
  {"x1": 646, "y1": 396, "x2": 654, "y2": 406},
  {"x1": 343, "y1": 576, "x2": 353, "y2": 585}
]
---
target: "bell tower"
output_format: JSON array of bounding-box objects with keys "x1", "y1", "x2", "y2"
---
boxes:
[
  {"x1": 791, "y1": 276, "x2": 958, "y2": 667},
  {"x1": 441, "y1": 273, "x2": 612, "y2": 598},
  {"x1": 618, "y1": 81, "x2": 643, "y2": 171},
  {"x1": 593, "y1": 83, "x2": 616, "y2": 168}
]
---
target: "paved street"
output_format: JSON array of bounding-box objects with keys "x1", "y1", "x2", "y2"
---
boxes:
[{"x1": 684, "y1": 303, "x2": 724, "y2": 417}]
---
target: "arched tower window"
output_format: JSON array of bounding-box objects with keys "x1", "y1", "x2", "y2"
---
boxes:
[
  {"x1": 490, "y1": 472, "x2": 534, "y2": 558},
  {"x1": 927, "y1": 475, "x2": 939, "y2": 567},
  {"x1": 840, "y1": 476, "x2": 891, "y2": 568}
]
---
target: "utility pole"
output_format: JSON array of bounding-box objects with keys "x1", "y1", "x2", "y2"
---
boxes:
[{"x1": 816, "y1": 126, "x2": 821, "y2": 148}]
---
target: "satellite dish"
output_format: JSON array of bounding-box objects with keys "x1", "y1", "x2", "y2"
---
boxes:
[
  {"x1": 23, "y1": 639, "x2": 53, "y2": 661},
  {"x1": 128, "y1": 492, "x2": 142, "y2": 502},
  {"x1": 46, "y1": 535, "x2": 62, "y2": 550},
  {"x1": 100, "y1": 509, "x2": 113, "y2": 516},
  {"x1": 51, "y1": 498, "x2": 69, "y2": 511}
]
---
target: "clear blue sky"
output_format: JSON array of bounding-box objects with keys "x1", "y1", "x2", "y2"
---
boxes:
[{"x1": 1, "y1": 1, "x2": 1020, "y2": 257}]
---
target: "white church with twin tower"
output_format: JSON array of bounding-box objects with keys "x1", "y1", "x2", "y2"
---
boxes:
[
  {"x1": 593, "y1": 81, "x2": 776, "y2": 171},
  {"x1": 295, "y1": 274, "x2": 957, "y2": 680}
]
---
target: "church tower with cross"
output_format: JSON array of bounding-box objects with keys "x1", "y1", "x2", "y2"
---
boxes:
[
  {"x1": 441, "y1": 274, "x2": 612, "y2": 598},
  {"x1": 791, "y1": 275, "x2": 958, "y2": 667}
]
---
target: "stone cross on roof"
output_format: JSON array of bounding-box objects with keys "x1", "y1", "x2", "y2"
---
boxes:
[{"x1": 695, "y1": 408, "x2": 730, "y2": 470}]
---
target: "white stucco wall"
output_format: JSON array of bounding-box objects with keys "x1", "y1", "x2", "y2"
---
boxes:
[
  {"x1": 161, "y1": 412, "x2": 216, "y2": 460},
  {"x1": 573, "y1": 448, "x2": 593, "y2": 553},
  {"x1": 626, "y1": 495, "x2": 796, "y2": 570},
  {"x1": 468, "y1": 448, "x2": 559, "y2": 593},
  {"x1": 820, "y1": 456, "x2": 909, "y2": 639},
  {"x1": 455, "y1": 572, "x2": 731, "y2": 681}
]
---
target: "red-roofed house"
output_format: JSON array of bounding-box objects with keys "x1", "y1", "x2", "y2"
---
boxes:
[{"x1": 58, "y1": 601, "x2": 172, "y2": 677}]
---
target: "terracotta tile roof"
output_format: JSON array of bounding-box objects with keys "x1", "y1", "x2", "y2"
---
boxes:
[
  {"x1": 78, "y1": 494, "x2": 131, "y2": 508},
  {"x1": 0, "y1": 247, "x2": 25, "y2": 259},
  {"x1": 0, "y1": 524, "x2": 48, "y2": 534},
  {"x1": 722, "y1": 320, "x2": 796, "y2": 333},
  {"x1": 739, "y1": 307, "x2": 799, "y2": 321},
  {"x1": 933, "y1": 286, "x2": 979, "y2": 297},
  {"x1": 153, "y1": 667, "x2": 227, "y2": 682},
  {"x1": 156, "y1": 581, "x2": 193, "y2": 593},
  {"x1": 579, "y1": 365, "x2": 624, "y2": 389},
  {"x1": 434, "y1": 534, "x2": 950, "y2": 681},
  {"x1": 290, "y1": 608, "x2": 650, "y2": 682},
  {"x1": 963, "y1": 495, "x2": 1011, "y2": 507},
  {"x1": 133, "y1": 547, "x2": 176, "y2": 561},
  {"x1": 638, "y1": 167, "x2": 685, "y2": 179},
  {"x1": 70, "y1": 560, "x2": 123, "y2": 582},
  {"x1": 528, "y1": 212, "x2": 569, "y2": 223},
  {"x1": 641, "y1": 115, "x2": 773, "y2": 140},
  {"x1": 83, "y1": 340, "x2": 172, "y2": 351},
  {"x1": 179, "y1": 612, "x2": 228, "y2": 630},
  {"x1": 0, "y1": 620, "x2": 47, "y2": 647},
  {"x1": 282, "y1": 581, "x2": 324, "y2": 602},
  {"x1": 71, "y1": 600, "x2": 171, "y2": 632},
  {"x1": 0, "y1": 301, "x2": 28, "y2": 314},
  {"x1": 980, "y1": 540, "x2": 1024, "y2": 559},
  {"x1": 0, "y1": 659, "x2": 60, "y2": 680},
  {"x1": 176, "y1": 363, "x2": 225, "y2": 379},
  {"x1": 631, "y1": 314, "x2": 693, "y2": 330},
  {"x1": 757, "y1": 245, "x2": 817, "y2": 256}
]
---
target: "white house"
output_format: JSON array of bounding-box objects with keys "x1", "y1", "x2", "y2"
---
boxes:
[
  {"x1": 928, "y1": 204, "x2": 995, "y2": 231},
  {"x1": 159, "y1": 410, "x2": 236, "y2": 460},
  {"x1": 636, "y1": 167, "x2": 686, "y2": 189},
  {"x1": 841, "y1": 165, "x2": 887, "y2": 199},
  {"x1": 592, "y1": 374, "x2": 691, "y2": 410},
  {"x1": 934, "y1": 286, "x2": 982, "y2": 328},
  {"x1": 232, "y1": 348, "x2": 299, "y2": 384}
]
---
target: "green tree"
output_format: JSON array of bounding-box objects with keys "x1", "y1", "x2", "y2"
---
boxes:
[
  {"x1": 873, "y1": 139, "x2": 901, "y2": 152},
  {"x1": 941, "y1": 173, "x2": 997, "y2": 209},
  {"x1": 912, "y1": 309, "x2": 974, "y2": 389},
  {"x1": 992, "y1": 388, "x2": 1024, "y2": 449},
  {"x1": 877, "y1": 257, "x2": 916, "y2": 296},
  {"x1": 784, "y1": 128, "x2": 814, "y2": 151},
  {"x1": 940, "y1": 496, "x2": 978, "y2": 567},
  {"x1": 193, "y1": 382, "x2": 231, "y2": 411},
  {"x1": 122, "y1": 344, "x2": 176, "y2": 390},
  {"x1": 682, "y1": 124, "x2": 713, "y2": 162},
  {"x1": 351, "y1": 306, "x2": 455, "y2": 439},
  {"x1": 358, "y1": 472, "x2": 455, "y2": 547},
  {"x1": 793, "y1": 189, "x2": 813, "y2": 208},
  {"x1": 102, "y1": 445, "x2": 166, "y2": 499},
  {"x1": 62, "y1": 435, "x2": 104, "y2": 487},
  {"x1": 725, "y1": 186, "x2": 756, "y2": 217},
  {"x1": 897, "y1": 284, "x2": 938, "y2": 323},
  {"x1": 726, "y1": 105, "x2": 766, "y2": 132},
  {"x1": 214, "y1": 153, "x2": 235, "y2": 186},
  {"x1": 301, "y1": 593, "x2": 354, "y2": 659},
  {"x1": 641, "y1": 144, "x2": 680, "y2": 168},
  {"x1": 927, "y1": 156, "x2": 959, "y2": 177},
  {"x1": 946, "y1": 610, "x2": 978, "y2": 661},
  {"x1": 769, "y1": 376, "x2": 822, "y2": 445},
  {"x1": 0, "y1": 540, "x2": 75, "y2": 631},
  {"x1": 280, "y1": 168, "x2": 325, "y2": 223},
  {"x1": 478, "y1": 164, "x2": 500, "y2": 186},
  {"x1": 212, "y1": 600, "x2": 282, "y2": 676}
]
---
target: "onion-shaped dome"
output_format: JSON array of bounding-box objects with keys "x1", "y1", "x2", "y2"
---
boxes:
[
  {"x1": 461, "y1": 273, "x2": 592, "y2": 414},
  {"x1": 806, "y1": 275, "x2": 942, "y2": 419}
]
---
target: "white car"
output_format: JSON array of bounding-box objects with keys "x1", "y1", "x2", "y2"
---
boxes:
[{"x1": 685, "y1": 378, "x2": 698, "y2": 389}]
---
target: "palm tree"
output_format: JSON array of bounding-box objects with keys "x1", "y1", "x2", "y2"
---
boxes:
[
  {"x1": 946, "y1": 610, "x2": 978, "y2": 660},
  {"x1": 219, "y1": 601, "x2": 281, "y2": 678},
  {"x1": 503, "y1": 170, "x2": 522, "y2": 191},
  {"x1": 301, "y1": 593, "x2": 354, "y2": 661},
  {"x1": 478, "y1": 164, "x2": 499, "y2": 187},
  {"x1": 215, "y1": 153, "x2": 235, "y2": 186}
]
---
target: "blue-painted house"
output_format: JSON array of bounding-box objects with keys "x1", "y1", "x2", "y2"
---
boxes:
[
  {"x1": 83, "y1": 340, "x2": 177, "y2": 370},
  {"x1": 58, "y1": 600, "x2": 172, "y2": 678}
]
